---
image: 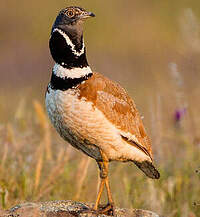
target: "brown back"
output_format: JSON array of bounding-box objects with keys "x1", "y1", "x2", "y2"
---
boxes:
[{"x1": 78, "y1": 72, "x2": 153, "y2": 159}]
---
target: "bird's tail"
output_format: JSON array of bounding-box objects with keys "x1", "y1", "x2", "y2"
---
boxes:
[{"x1": 133, "y1": 160, "x2": 160, "y2": 179}]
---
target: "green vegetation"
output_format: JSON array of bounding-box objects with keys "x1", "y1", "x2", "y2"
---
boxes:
[
  {"x1": 0, "y1": 98, "x2": 199, "y2": 216},
  {"x1": 1, "y1": 0, "x2": 200, "y2": 216}
]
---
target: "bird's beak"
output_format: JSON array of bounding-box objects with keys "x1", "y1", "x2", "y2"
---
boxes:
[{"x1": 80, "y1": 11, "x2": 95, "y2": 20}]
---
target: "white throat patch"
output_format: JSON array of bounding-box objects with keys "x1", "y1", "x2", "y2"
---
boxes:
[
  {"x1": 53, "y1": 28, "x2": 85, "y2": 57},
  {"x1": 53, "y1": 63, "x2": 92, "y2": 79}
]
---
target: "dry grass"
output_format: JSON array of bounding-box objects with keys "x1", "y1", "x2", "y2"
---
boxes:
[{"x1": 0, "y1": 90, "x2": 199, "y2": 217}]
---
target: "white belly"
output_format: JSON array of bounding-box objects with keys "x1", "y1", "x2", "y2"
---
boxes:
[{"x1": 45, "y1": 86, "x2": 150, "y2": 162}]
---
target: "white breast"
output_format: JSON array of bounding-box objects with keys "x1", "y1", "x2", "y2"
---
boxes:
[{"x1": 45, "y1": 86, "x2": 151, "y2": 162}]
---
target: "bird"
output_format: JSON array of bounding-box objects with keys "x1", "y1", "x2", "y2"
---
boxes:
[{"x1": 45, "y1": 6, "x2": 160, "y2": 215}]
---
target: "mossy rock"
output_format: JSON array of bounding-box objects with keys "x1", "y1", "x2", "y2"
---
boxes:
[{"x1": 0, "y1": 200, "x2": 160, "y2": 217}]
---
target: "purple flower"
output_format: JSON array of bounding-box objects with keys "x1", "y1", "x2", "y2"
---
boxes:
[{"x1": 174, "y1": 108, "x2": 186, "y2": 122}]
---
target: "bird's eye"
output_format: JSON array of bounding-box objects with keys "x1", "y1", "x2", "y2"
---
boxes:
[{"x1": 66, "y1": 9, "x2": 75, "y2": 18}]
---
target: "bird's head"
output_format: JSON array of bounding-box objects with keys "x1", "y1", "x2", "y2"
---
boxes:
[{"x1": 52, "y1": 6, "x2": 95, "y2": 34}]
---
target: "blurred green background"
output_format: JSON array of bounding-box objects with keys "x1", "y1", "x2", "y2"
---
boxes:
[{"x1": 0, "y1": 1, "x2": 200, "y2": 216}]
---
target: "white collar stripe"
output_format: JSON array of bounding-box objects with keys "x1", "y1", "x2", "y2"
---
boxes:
[{"x1": 53, "y1": 63, "x2": 92, "y2": 79}]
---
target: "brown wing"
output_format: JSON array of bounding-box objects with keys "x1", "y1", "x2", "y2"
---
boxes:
[{"x1": 78, "y1": 72, "x2": 153, "y2": 160}]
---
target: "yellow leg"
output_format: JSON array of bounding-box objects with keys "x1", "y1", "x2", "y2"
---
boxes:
[
  {"x1": 94, "y1": 156, "x2": 115, "y2": 215},
  {"x1": 94, "y1": 177, "x2": 106, "y2": 210},
  {"x1": 105, "y1": 176, "x2": 114, "y2": 206},
  {"x1": 94, "y1": 161, "x2": 107, "y2": 210}
]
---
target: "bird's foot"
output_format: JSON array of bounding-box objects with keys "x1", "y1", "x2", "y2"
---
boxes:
[{"x1": 97, "y1": 203, "x2": 115, "y2": 216}]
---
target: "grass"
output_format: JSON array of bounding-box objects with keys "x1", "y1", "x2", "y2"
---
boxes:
[{"x1": 0, "y1": 93, "x2": 199, "y2": 217}]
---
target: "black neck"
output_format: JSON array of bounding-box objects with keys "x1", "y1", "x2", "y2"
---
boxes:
[
  {"x1": 50, "y1": 71, "x2": 93, "y2": 91},
  {"x1": 49, "y1": 29, "x2": 89, "y2": 69}
]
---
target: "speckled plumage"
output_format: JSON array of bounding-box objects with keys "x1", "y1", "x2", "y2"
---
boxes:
[
  {"x1": 78, "y1": 72, "x2": 153, "y2": 159},
  {"x1": 45, "y1": 73, "x2": 151, "y2": 163}
]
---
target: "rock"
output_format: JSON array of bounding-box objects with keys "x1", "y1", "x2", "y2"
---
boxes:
[{"x1": 0, "y1": 200, "x2": 160, "y2": 217}]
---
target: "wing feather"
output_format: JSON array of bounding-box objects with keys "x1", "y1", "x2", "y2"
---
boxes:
[{"x1": 78, "y1": 72, "x2": 153, "y2": 160}]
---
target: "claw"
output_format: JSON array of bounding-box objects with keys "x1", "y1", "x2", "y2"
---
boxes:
[{"x1": 97, "y1": 203, "x2": 115, "y2": 216}]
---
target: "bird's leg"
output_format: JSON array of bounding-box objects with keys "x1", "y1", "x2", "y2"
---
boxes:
[
  {"x1": 101, "y1": 166, "x2": 114, "y2": 215},
  {"x1": 105, "y1": 176, "x2": 114, "y2": 208},
  {"x1": 94, "y1": 157, "x2": 115, "y2": 215},
  {"x1": 94, "y1": 161, "x2": 107, "y2": 211}
]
